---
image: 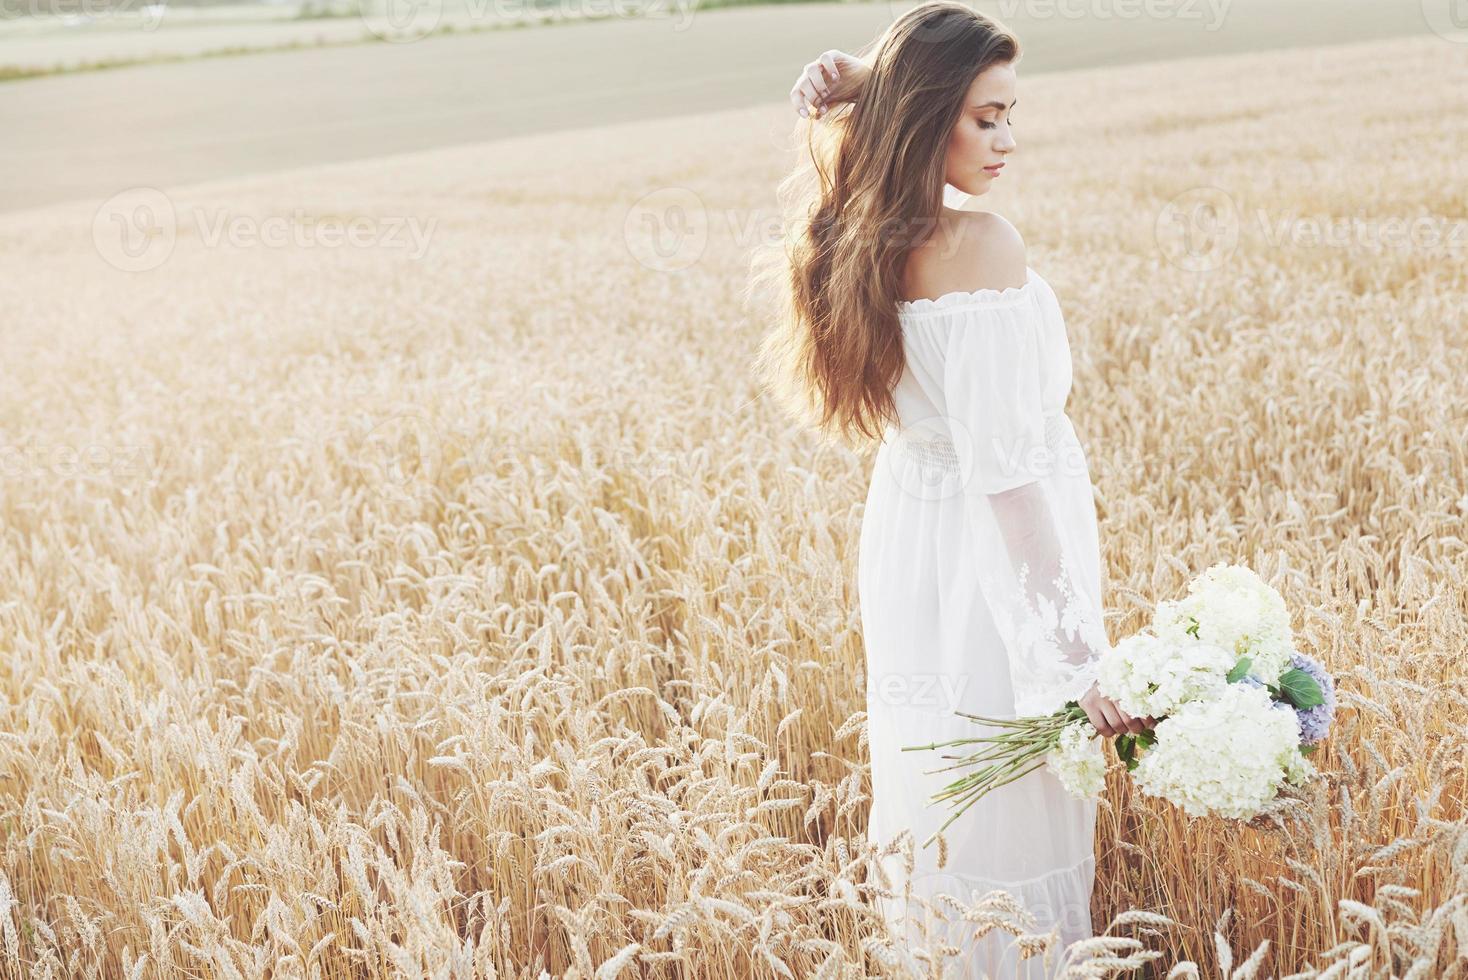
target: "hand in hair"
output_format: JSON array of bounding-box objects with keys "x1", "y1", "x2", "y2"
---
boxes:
[{"x1": 789, "y1": 50, "x2": 871, "y2": 119}]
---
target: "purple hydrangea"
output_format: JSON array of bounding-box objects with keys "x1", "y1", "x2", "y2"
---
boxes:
[
  {"x1": 1235, "y1": 672, "x2": 1297, "y2": 719},
  {"x1": 1286, "y1": 649, "x2": 1336, "y2": 744}
]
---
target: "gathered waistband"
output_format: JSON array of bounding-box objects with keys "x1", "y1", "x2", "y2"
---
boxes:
[{"x1": 888, "y1": 412, "x2": 1073, "y2": 476}]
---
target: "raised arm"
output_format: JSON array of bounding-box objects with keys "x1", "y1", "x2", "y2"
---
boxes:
[{"x1": 789, "y1": 50, "x2": 872, "y2": 119}]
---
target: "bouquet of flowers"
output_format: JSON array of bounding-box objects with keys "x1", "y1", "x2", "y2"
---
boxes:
[{"x1": 906, "y1": 562, "x2": 1336, "y2": 844}]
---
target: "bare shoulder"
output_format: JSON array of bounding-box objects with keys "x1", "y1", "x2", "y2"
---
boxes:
[{"x1": 900, "y1": 210, "x2": 1028, "y2": 303}]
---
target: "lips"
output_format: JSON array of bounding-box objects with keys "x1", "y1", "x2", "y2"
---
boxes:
[{"x1": 983, "y1": 163, "x2": 1005, "y2": 175}]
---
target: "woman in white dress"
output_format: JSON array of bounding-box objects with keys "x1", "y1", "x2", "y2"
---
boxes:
[{"x1": 754, "y1": 4, "x2": 1156, "y2": 976}]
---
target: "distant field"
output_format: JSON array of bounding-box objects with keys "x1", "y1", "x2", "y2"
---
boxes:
[
  {"x1": 0, "y1": 0, "x2": 657, "y2": 79},
  {"x1": 0, "y1": 0, "x2": 1445, "y2": 79},
  {"x1": 0, "y1": 0, "x2": 1454, "y2": 213},
  {"x1": 0, "y1": 0, "x2": 865, "y2": 80},
  {"x1": 0, "y1": 30, "x2": 1465, "y2": 977}
]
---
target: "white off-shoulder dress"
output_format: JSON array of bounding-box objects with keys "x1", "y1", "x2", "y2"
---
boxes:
[{"x1": 858, "y1": 256, "x2": 1110, "y2": 978}]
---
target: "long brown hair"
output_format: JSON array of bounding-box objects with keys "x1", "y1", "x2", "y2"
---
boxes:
[{"x1": 746, "y1": 2, "x2": 1020, "y2": 452}]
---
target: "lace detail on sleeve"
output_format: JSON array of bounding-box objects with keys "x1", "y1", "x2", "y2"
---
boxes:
[
  {"x1": 978, "y1": 484, "x2": 1109, "y2": 716},
  {"x1": 932, "y1": 294, "x2": 1110, "y2": 717}
]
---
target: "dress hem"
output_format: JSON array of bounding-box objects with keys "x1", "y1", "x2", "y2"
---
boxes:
[{"x1": 905, "y1": 851, "x2": 1096, "y2": 892}]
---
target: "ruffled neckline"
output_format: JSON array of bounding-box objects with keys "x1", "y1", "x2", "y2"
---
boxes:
[{"x1": 896, "y1": 265, "x2": 1039, "y2": 316}]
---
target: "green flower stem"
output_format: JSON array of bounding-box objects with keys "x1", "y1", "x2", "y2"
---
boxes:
[
  {"x1": 924, "y1": 749, "x2": 1031, "y2": 779},
  {"x1": 922, "y1": 730, "x2": 1059, "y2": 776},
  {"x1": 922, "y1": 758, "x2": 1054, "y2": 847},
  {"x1": 951, "y1": 711, "x2": 1040, "y2": 728},
  {"x1": 902, "y1": 729, "x2": 1036, "y2": 752},
  {"x1": 928, "y1": 740, "x2": 1052, "y2": 801},
  {"x1": 906, "y1": 706, "x2": 1099, "y2": 849},
  {"x1": 924, "y1": 757, "x2": 1047, "y2": 846},
  {"x1": 953, "y1": 712, "x2": 1066, "y2": 734},
  {"x1": 932, "y1": 758, "x2": 1046, "y2": 822}
]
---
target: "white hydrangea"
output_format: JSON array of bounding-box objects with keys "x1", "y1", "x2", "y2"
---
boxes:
[
  {"x1": 1045, "y1": 719, "x2": 1106, "y2": 801},
  {"x1": 1130, "y1": 682, "x2": 1305, "y2": 820},
  {"x1": 1152, "y1": 563, "x2": 1295, "y2": 686},
  {"x1": 1281, "y1": 744, "x2": 1318, "y2": 787},
  {"x1": 1097, "y1": 630, "x2": 1235, "y2": 718}
]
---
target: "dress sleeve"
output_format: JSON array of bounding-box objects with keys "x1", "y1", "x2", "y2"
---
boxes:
[{"x1": 939, "y1": 299, "x2": 1111, "y2": 718}]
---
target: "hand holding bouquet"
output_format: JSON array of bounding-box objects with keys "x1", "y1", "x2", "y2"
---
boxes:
[{"x1": 906, "y1": 563, "x2": 1337, "y2": 845}]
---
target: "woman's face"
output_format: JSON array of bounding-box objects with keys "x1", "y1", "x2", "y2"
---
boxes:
[{"x1": 944, "y1": 61, "x2": 1017, "y2": 198}]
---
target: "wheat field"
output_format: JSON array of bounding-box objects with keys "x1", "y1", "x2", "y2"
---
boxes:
[{"x1": 0, "y1": 29, "x2": 1465, "y2": 979}]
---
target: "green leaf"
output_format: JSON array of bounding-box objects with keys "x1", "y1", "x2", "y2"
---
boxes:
[
  {"x1": 1137, "y1": 730, "x2": 1157, "y2": 748},
  {"x1": 1299, "y1": 743, "x2": 1317, "y2": 757},
  {"x1": 1185, "y1": 617, "x2": 1200, "y2": 639},
  {"x1": 1226, "y1": 656, "x2": 1253, "y2": 684},
  {"x1": 1116, "y1": 735, "x2": 1135, "y2": 765},
  {"x1": 1124, "y1": 756, "x2": 1141, "y2": 772},
  {"x1": 1278, "y1": 668, "x2": 1324, "y2": 708}
]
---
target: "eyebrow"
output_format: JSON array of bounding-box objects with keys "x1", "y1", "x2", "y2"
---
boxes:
[{"x1": 972, "y1": 99, "x2": 1016, "y2": 111}]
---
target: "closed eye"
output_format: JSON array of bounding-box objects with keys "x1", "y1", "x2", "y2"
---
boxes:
[{"x1": 979, "y1": 117, "x2": 1013, "y2": 130}]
